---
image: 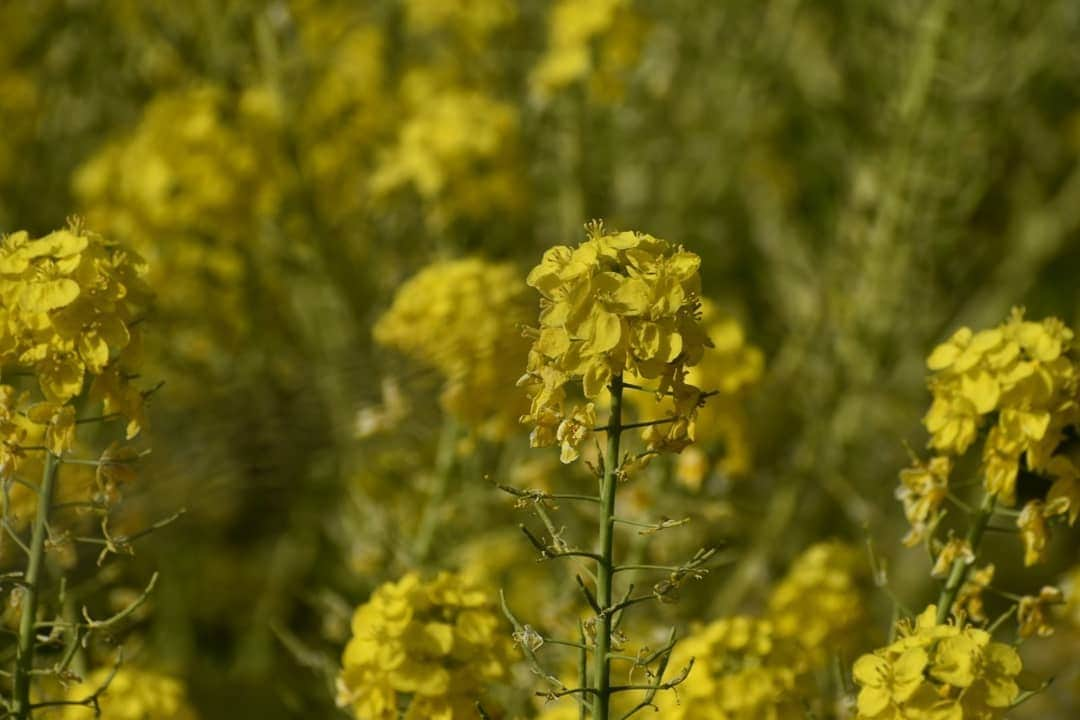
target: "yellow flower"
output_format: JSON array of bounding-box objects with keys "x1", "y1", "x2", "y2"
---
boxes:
[
  {"x1": 1017, "y1": 585, "x2": 1064, "y2": 639},
  {"x1": 521, "y1": 223, "x2": 710, "y2": 463},
  {"x1": 370, "y1": 72, "x2": 521, "y2": 227},
  {"x1": 556, "y1": 403, "x2": 595, "y2": 463},
  {"x1": 853, "y1": 648, "x2": 927, "y2": 718},
  {"x1": 953, "y1": 564, "x2": 994, "y2": 624},
  {"x1": 854, "y1": 605, "x2": 1023, "y2": 720},
  {"x1": 337, "y1": 572, "x2": 511, "y2": 719},
  {"x1": 896, "y1": 456, "x2": 950, "y2": 546},
  {"x1": 404, "y1": 0, "x2": 515, "y2": 48},
  {"x1": 920, "y1": 309, "x2": 1080, "y2": 520},
  {"x1": 56, "y1": 667, "x2": 198, "y2": 720},
  {"x1": 0, "y1": 225, "x2": 151, "y2": 428},
  {"x1": 767, "y1": 541, "x2": 867, "y2": 662},
  {"x1": 652, "y1": 614, "x2": 807, "y2": 719},
  {"x1": 531, "y1": 0, "x2": 647, "y2": 102},
  {"x1": 26, "y1": 402, "x2": 75, "y2": 456},
  {"x1": 1017, "y1": 500, "x2": 1051, "y2": 566},
  {"x1": 930, "y1": 537, "x2": 974, "y2": 579},
  {"x1": 374, "y1": 258, "x2": 532, "y2": 438},
  {"x1": 75, "y1": 84, "x2": 282, "y2": 377}
]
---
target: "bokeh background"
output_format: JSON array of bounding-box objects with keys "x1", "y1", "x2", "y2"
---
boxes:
[{"x1": 2, "y1": 0, "x2": 1079, "y2": 717}]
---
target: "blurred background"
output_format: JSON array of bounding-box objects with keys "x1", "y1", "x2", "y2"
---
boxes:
[{"x1": 1, "y1": 0, "x2": 1079, "y2": 717}]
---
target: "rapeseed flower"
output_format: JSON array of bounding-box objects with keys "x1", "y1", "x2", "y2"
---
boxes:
[
  {"x1": 0, "y1": 225, "x2": 150, "y2": 430},
  {"x1": 852, "y1": 605, "x2": 1022, "y2": 720},
  {"x1": 373, "y1": 258, "x2": 531, "y2": 438},
  {"x1": 520, "y1": 223, "x2": 710, "y2": 462},
  {"x1": 56, "y1": 667, "x2": 198, "y2": 720},
  {"x1": 336, "y1": 572, "x2": 511, "y2": 719}
]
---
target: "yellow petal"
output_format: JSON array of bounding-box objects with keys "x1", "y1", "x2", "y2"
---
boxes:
[
  {"x1": 585, "y1": 309, "x2": 622, "y2": 354},
  {"x1": 609, "y1": 277, "x2": 650, "y2": 316},
  {"x1": 79, "y1": 332, "x2": 111, "y2": 373},
  {"x1": 582, "y1": 359, "x2": 612, "y2": 398},
  {"x1": 19, "y1": 279, "x2": 80, "y2": 312},
  {"x1": 960, "y1": 372, "x2": 999, "y2": 414},
  {"x1": 927, "y1": 342, "x2": 960, "y2": 370},
  {"x1": 537, "y1": 326, "x2": 571, "y2": 357},
  {"x1": 853, "y1": 653, "x2": 889, "y2": 686}
]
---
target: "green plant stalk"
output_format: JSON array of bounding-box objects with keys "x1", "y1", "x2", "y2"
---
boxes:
[
  {"x1": 413, "y1": 417, "x2": 458, "y2": 564},
  {"x1": 936, "y1": 491, "x2": 995, "y2": 624},
  {"x1": 594, "y1": 374, "x2": 623, "y2": 720},
  {"x1": 13, "y1": 452, "x2": 59, "y2": 719},
  {"x1": 578, "y1": 621, "x2": 588, "y2": 720}
]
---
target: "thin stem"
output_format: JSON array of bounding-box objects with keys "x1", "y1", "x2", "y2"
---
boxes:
[
  {"x1": 578, "y1": 621, "x2": 588, "y2": 720},
  {"x1": 13, "y1": 452, "x2": 59, "y2": 719},
  {"x1": 936, "y1": 492, "x2": 995, "y2": 624},
  {"x1": 595, "y1": 416, "x2": 675, "y2": 433},
  {"x1": 594, "y1": 374, "x2": 623, "y2": 720}
]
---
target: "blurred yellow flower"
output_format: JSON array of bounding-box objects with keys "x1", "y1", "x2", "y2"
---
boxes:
[
  {"x1": 56, "y1": 667, "x2": 197, "y2": 720},
  {"x1": 532, "y1": 0, "x2": 648, "y2": 102},
  {"x1": 371, "y1": 72, "x2": 521, "y2": 227},
  {"x1": 374, "y1": 258, "x2": 531, "y2": 438},
  {"x1": 336, "y1": 572, "x2": 511, "y2": 720}
]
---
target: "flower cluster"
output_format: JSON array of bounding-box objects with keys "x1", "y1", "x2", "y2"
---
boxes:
[
  {"x1": 852, "y1": 604, "x2": 1022, "y2": 720},
  {"x1": 531, "y1": 0, "x2": 648, "y2": 102},
  {"x1": 371, "y1": 72, "x2": 521, "y2": 227},
  {"x1": 903, "y1": 309, "x2": 1079, "y2": 563},
  {"x1": 656, "y1": 615, "x2": 805, "y2": 719},
  {"x1": 0, "y1": 225, "x2": 151, "y2": 436},
  {"x1": 336, "y1": 572, "x2": 511, "y2": 719},
  {"x1": 645, "y1": 541, "x2": 865, "y2": 719},
  {"x1": 767, "y1": 541, "x2": 868, "y2": 664},
  {"x1": 57, "y1": 667, "x2": 198, "y2": 720},
  {"x1": 74, "y1": 85, "x2": 285, "y2": 368},
  {"x1": 519, "y1": 223, "x2": 710, "y2": 463},
  {"x1": 373, "y1": 258, "x2": 532, "y2": 437}
]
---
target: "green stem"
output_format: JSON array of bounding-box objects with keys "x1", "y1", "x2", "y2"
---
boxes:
[
  {"x1": 594, "y1": 374, "x2": 623, "y2": 720},
  {"x1": 13, "y1": 452, "x2": 59, "y2": 718},
  {"x1": 578, "y1": 621, "x2": 588, "y2": 720},
  {"x1": 936, "y1": 491, "x2": 995, "y2": 624},
  {"x1": 412, "y1": 418, "x2": 458, "y2": 564}
]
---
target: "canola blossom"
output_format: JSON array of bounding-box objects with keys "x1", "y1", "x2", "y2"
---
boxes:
[
  {"x1": 531, "y1": 0, "x2": 648, "y2": 102},
  {"x1": 374, "y1": 258, "x2": 531, "y2": 437},
  {"x1": 648, "y1": 541, "x2": 866, "y2": 719},
  {"x1": 74, "y1": 85, "x2": 285, "y2": 370},
  {"x1": 57, "y1": 667, "x2": 198, "y2": 720},
  {"x1": 519, "y1": 223, "x2": 710, "y2": 463},
  {"x1": 336, "y1": 572, "x2": 510, "y2": 720},
  {"x1": 371, "y1": 73, "x2": 522, "y2": 227},
  {"x1": 0, "y1": 225, "x2": 150, "y2": 436},
  {"x1": 852, "y1": 605, "x2": 1022, "y2": 720},
  {"x1": 901, "y1": 310, "x2": 1079, "y2": 564}
]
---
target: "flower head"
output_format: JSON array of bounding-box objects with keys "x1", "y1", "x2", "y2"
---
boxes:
[
  {"x1": 337, "y1": 572, "x2": 511, "y2": 720},
  {"x1": 520, "y1": 223, "x2": 710, "y2": 463}
]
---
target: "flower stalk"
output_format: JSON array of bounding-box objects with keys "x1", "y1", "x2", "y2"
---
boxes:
[
  {"x1": 593, "y1": 374, "x2": 623, "y2": 720},
  {"x1": 935, "y1": 491, "x2": 995, "y2": 624},
  {"x1": 13, "y1": 451, "x2": 59, "y2": 719}
]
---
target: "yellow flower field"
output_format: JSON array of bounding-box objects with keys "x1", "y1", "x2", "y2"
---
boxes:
[{"x1": 1, "y1": 1, "x2": 1079, "y2": 718}]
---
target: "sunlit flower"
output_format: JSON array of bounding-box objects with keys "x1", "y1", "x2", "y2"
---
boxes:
[{"x1": 521, "y1": 223, "x2": 710, "y2": 463}]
